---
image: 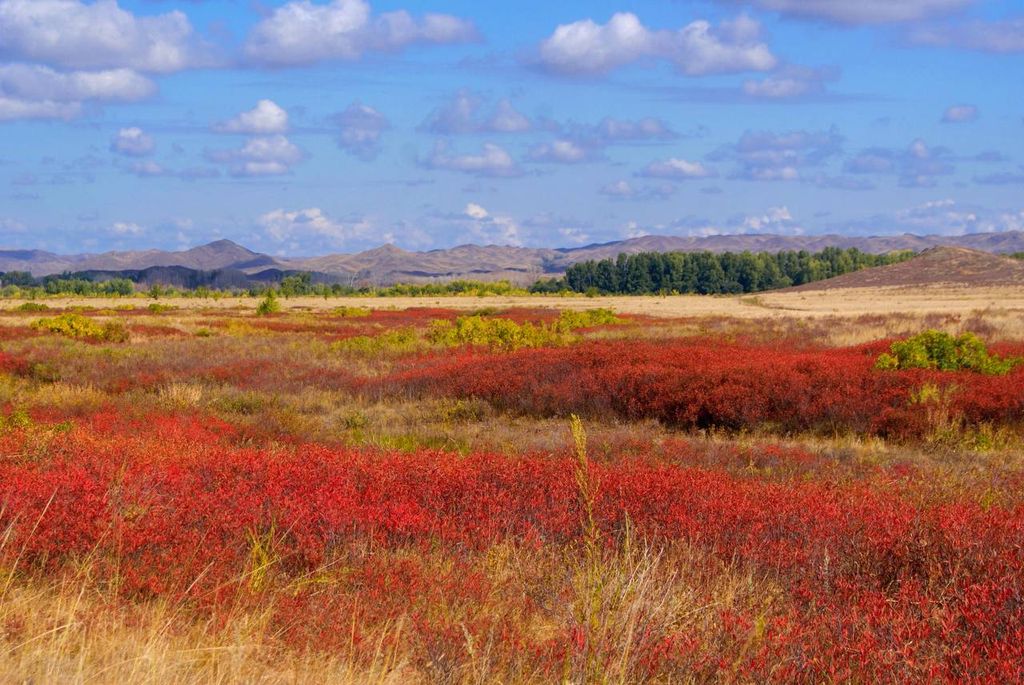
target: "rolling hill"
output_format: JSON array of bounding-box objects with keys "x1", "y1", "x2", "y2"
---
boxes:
[
  {"x1": 788, "y1": 247, "x2": 1024, "y2": 291},
  {"x1": 3, "y1": 231, "x2": 1024, "y2": 285}
]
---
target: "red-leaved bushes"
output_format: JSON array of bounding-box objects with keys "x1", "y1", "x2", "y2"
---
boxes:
[
  {"x1": 1, "y1": 411, "x2": 1022, "y2": 681},
  {"x1": 376, "y1": 339, "x2": 1024, "y2": 438}
]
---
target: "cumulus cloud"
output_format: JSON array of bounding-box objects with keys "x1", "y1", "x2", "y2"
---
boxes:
[
  {"x1": 586, "y1": 117, "x2": 677, "y2": 142},
  {"x1": 258, "y1": 207, "x2": 375, "y2": 247},
  {"x1": 0, "y1": 64, "x2": 155, "y2": 121},
  {"x1": 110, "y1": 127, "x2": 154, "y2": 157},
  {"x1": 836, "y1": 199, "x2": 1024, "y2": 236},
  {"x1": 741, "y1": 206, "x2": 800, "y2": 233},
  {"x1": 599, "y1": 180, "x2": 675, "y2": 201},
  {"x1": 0, "y1": 97, "x2": 79, "y2": 121},
  {"x1": 460, "y1": 202, "x2": 521, "y2": 245},
  {"x1": 110, "y1": 221, "x2": 143, "y2": 236},
  {"x1": 0, "y1": 64, "x2": 154, "y2": 103},
  {"x1": 536, "y1": 12, "x2": 776, "y2": 77},
  {"x1": 335, "y1": 102, "x2": 389, "y2": 161},
  {"x1": 723, "y1": 0, "x2": 972, "y2": 25},
  {"x1": 214, "y1": 100, "x2": 289, "y2": 135},
  {"x1": 420, "y1": 91, "x2": 531, "y2": 135},
  {"x1": 127, "y1": 161, "x2": 220, "y2": 180},
  {"x1": 0, "y1": 0, "x2": 213, "y2": 73},
  {"x1": 244, "y1": 0, "x2": 479, "y2": 67},
  {"x1": 207, "y1": 135, "x2": 305, "y2": 177},
  {"x1": 527, "y1": 139, "x2": 600, "y2": 164},
  {"x1": 638, "y1": 158, "x2": 716, "y2": 180},
  {"x1": 422, "y1": 140, "x2": 522, "y2": 177},
  {"x1": 742, "y1": 65, "x2": 837, "y2": 99},
  {"x1": 908, "y1": 17, "x2": 1024, "y2": 52},
  {"x1": 845, "y1": 139, "x2": 954, "y2": 187},
  {"x1": 941, "y1": 104, "x2": 978, "y2": 123},
  {"x1": 712, "y1": 127, "x2": 843, "y2": 181}
]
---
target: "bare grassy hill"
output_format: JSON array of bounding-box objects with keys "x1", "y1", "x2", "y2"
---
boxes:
[{"x1": 788, "y1": 247, "x2": 1024, "y2": 291}]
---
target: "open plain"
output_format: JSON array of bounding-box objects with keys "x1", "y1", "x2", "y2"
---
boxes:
[{"x1": 1, "y1": 281, "x2": 1023, "y2": 683}]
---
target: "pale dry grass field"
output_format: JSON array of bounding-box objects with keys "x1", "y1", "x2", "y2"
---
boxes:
[{"x1": 12, "y1": 284, "x2": 1024, "y2": 320}]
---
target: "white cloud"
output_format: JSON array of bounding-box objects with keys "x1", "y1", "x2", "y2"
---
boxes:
[
  {"x1": 423, "y1": 140, "x2": 522, "y2": 177},
  {"x1": 244, "y1": 0, "x2": 478, "y2": 67},
  {"x1": 489, "y1": 99, "x2": 532, "y2": 133},
  {"x1": 420, "y1": 91, "x2": 531, "y2": 135},
  {"x1": 742, "y1": 65, "x2": 836, "y2": 99},
  {"x1": 336, "y1": 102, "x2": 389, "y2": 160},
  {"x1": 742, "y1": 206, "x2": 800, "y2": 233},
  {"x1": 129, "y1": 160, "x2": 165, "y2": 176},
  {"x1": 624, "y1": 220, "x2": 649, "y2": 239},
  {"x1": 214, "y1": 99, "x2": 289, "y2": 135},
  {"x1": 0, "y1": 0, "x2": 212, "y2": 73},
  {"x1": 713, "y1": 127, "x2": 843, "y2": 181},
  {"x1": 837, "y1": 199, "x2": 1024, "y2": 236},
  {"x1": 0, "y1": 63, "x2": 155, "y2": 121},
  {"x1": 536, "y1": 12, "x2": 776, "y2": 76},
  {"x1": 258, "y1": 207, "x2": 375, "y2": 247},
  {"x1": 599, "y1": 179, "x2": 676, "y2": 201},
  {"x1": 110, "y1": 127, "x2": 154, "y2": 157},
  {"x1": 127, "y1": 161, "x2": 220, "y2": 180},
  {"x1": 730, "y1": 0, "x2": 972, "y2": 25},
  {"x1": 844, "y1": 139, "x2": 954, "y2": 187},
  {"x1": 908, "y1": 17, "x2": 1024, "y2": 52},
  {"x1": 461, "y1": 202, "x2": 521, "y2": 245},
  {"x1": 0, "y1": 97, "x2": 79, "y2": 121},
  {"x1": 527, "y1": 139, "x2": 596, "y2": 164},
  {"x1": 600, "y1": 180, "x2": 636, "y2": 198},
  {"x1": 207, "y1": 134, "x2": 304, "y2": 177},
  {"x1": 0, "y1": 64, "x2": 154, "y2": 102},
  {"x1": 638, "y1": 158, "x2": 716, "y2": 180},
  {"x1": 941, "y1": 104, "x2": 978, "y2": 123},
  {"x1": 111, "y1": 221, "x2": 143, "y2": 236},
  {"x1": 464, "y1": 202, "x2": 489, "y2": 220},
  {"x1": 588, "y1": 117, "x2": 676, "y2": 141}
]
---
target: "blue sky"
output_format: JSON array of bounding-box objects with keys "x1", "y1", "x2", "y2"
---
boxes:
[{"x1": 1, "y1": 0, "x2": 1022, "y2": 255}]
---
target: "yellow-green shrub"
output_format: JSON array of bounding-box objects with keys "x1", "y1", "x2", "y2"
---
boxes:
[
  {"x1": 32, "y1": 314, "x2": 129, "y2": 343},
  {"x1": 554, "y1": 308, "x2": 622, "y2": 330},
  {"x1": 333, "y1": 306, "x2": 372, "y2": 318},
  {"x1": 877, "y1": 330, "x2": 1019, "y2": 375},
  {"x1": 427, "y1": 316, "x2": 570, "y2": 351},
  {"x1": 331, "y1": 327, "x2": 422, "y2": 355}
]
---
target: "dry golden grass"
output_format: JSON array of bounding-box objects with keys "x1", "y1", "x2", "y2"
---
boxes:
[
  {"x1": 0, "y1": 578, "x2": 413, "y2": 685},
  {"x1": 9, "y1": 283, "x2": 1024, "y2": 322}
]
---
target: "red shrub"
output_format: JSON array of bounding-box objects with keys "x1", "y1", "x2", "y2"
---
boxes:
[{"x1": 376, "y1": 339, "x2": 1024, "y2": 438}]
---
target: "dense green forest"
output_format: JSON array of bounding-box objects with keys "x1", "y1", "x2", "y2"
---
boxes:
[
  {"x1": 0, "y1": 270, "x2": 528, "y2": 299},
  {"x1": 531, "y1": 247, "x2": 916, "y2": 295},
  {"x1": 1, "y1": 247, "x2": 917, "y2": 298}
]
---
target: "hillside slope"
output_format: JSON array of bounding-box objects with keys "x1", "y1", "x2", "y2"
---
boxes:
[{"x1": 787, "y1": 247, "x2": 1024, "y2": 291}]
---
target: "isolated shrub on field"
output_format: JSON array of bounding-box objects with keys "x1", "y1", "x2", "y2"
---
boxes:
[
  {"x1": 555, "y1": 308, "x2": 622, "y2": 330},
  {"x1": 333, "y1": 306, "x2": 371, "y2": 318},
  {"x1": 876, "y1": 330, "x2": 1019, "y2": 374},
  {"x1": 148, "y1": 303, "x2": 175, "y2": 314},
  {"x1": 332, "y1": 327, "x2": 422, "y2": 355},
  {"x1": 15, "y1": 302, "x2": 49, "y2": 312},
  {"x1": 427, "y1": 315, "x2": 570, "y2": 351},
  {"x1": 32, "y1": 313, "x2": 129, "y2": 343},
  {"x1": 256, "y1": 292, "x2": 281, "y2": 316}
]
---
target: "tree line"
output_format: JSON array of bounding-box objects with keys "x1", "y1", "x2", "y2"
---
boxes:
[
  {"x1": 531, "y1": 247, "x2": 915, "y2": 295},
  {"x1": 1, "y1": 247, "x2": 916, "y2": 298}
]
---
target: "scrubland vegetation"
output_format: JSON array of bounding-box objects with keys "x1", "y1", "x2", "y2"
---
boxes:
[{"x1": 1, "y1": 299, "x2": 1023, "y2": 683}]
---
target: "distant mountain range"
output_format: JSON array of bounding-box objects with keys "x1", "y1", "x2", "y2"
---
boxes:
[{"x1": 4, "y1": 232, "x2": 1024, "y2": 286}]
